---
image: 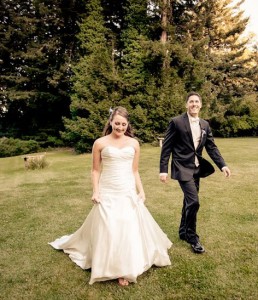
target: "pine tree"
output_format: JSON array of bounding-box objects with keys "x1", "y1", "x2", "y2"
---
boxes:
[
  {"x1": 143, "y1": 0, "x2": 192, "y2": 136},
  {"x1": 197, "y1": 0, "x2": 258, "y2": 135},
  {"x1": 0, "y1": 0, "x2": 84, "y2": 144},
  {"x1": 0, "y1": 0, "x2": 38, "y2": 137},
  {"x1": 62, "y1": 0, "x2": 121, "y2": 152}
]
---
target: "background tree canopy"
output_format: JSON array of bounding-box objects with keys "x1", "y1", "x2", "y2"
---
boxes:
[{"x1": 1, "y1": 0, "x2": 257, "y2": 154}]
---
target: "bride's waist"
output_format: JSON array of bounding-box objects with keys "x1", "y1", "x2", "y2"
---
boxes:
[
  {"x1": 99, "y1": 175, "x2": 135, "y2": 189},
  {"x1": 101, "y1": 170, "x2": 133, "y2": 178}
]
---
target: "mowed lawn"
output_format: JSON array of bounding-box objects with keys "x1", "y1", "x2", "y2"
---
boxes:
[{"x1": 0, "y1": 138, "x2": 257, "y2": 300}]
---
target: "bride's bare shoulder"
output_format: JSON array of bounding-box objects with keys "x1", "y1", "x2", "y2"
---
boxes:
[
  {"x1": 93, "y1": 136, "x2": 110, "y2": 150},
  {"x1": 128, "y1": 137, "x2": 139, "y2": 150}
]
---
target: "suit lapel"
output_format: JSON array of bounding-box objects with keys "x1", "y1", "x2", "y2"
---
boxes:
[{"x1": 197, "y1": 119, "x2": 206, "y2": 149}]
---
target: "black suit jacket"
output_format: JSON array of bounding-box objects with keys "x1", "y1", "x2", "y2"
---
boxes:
[{"x1": 160, "y1": 113, "x2": 226, "y2": 181}]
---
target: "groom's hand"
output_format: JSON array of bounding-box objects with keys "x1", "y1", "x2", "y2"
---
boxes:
[
  {"x1": 159, "y1": 173, "x2": 168, "y2": 183},
  {"x1": 222, "y1": 166, "x2": 231, "y2": 178}
]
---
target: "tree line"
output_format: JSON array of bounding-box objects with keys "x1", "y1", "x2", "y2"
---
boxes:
[{"x1": 1, "y1": 0, "x2": 257, "y2": 153}]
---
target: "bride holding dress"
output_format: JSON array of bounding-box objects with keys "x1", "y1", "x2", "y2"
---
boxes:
[{"x1": 49, "y1": 106, "x2": 172, "y2": 286}]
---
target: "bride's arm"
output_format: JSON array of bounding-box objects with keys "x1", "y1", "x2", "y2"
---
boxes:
[
  {"x1": 91, "y1": 140, "x2": 102, "y2": 203},
  {"x1": 132, "y1": 141, "x2": 146, "y2": 202}
]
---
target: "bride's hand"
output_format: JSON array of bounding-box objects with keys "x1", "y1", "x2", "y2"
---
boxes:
[
  {"x1": 91, "y1": 193, "x2": 101, "y2": 204},
  {"x1": 138, "y1": 192, "x2": 146, "y2": 202}
]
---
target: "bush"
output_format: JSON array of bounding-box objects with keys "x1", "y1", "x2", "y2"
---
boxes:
[
  {"x1": 39, "y1": 136, "x2": 65, "y2": 148},
  {"x1": 24, "y1": 155, "x2": 48, "y2": 170},
  {"x1": 74, "y1": 140, "x2": 93, "y2": 153},
  {"x1": 0, "y1": 138, "x2": 40, "y2": 158}
]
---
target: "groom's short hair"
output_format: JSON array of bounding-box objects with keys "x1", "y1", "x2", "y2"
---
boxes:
[{"x1": 186, "y1": 91, "x2": 202, "y2": 103}]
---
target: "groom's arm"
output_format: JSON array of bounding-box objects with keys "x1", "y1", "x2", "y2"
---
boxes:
[
  {"x1": 160, "y1": 120, "x2": 176, "y2": 175},
  {"x1": 204, "y1": 125, "x2": 231, "y2": 177}
]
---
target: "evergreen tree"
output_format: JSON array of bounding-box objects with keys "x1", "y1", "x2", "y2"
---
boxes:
[
  {"x1": 0, "y1": 0, "x2": 85, "y2": 145},
  {"x1": 144, "y1": 0, "x2": 194, "y2": 135},
  {"x1": 0, "y1": 0, "x2": 38, "y2": 137},
  {"x1": 2, "y1": 0, "x2": 256, "y2": 150},
  {"x1": 118, "y1": 0, "x2": 154, "y2": 140},
  {"x1": 198, "y1": 0, "x2": 258, "y2": 135},
  {"x1": 62, "y1": 0, "x2": 121, "y2": 152},
  {"x1": 204, "y1": 0, "x2": 254, "y2": 99}
]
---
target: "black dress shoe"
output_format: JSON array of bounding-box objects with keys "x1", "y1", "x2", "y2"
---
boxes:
[{"x1": 191, "y1": 242, "x2": 205, "y2": 254}]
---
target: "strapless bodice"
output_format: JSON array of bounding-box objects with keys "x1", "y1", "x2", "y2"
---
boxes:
[{"x1": 99, "y1": 146, "x2": 136, "y2": 192}]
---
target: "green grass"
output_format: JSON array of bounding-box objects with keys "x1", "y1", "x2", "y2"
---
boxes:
[{"x1": 0, "y1": 138, "x2": 258, "y2": 300}]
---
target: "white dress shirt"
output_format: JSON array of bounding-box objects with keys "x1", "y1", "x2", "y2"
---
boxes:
[{"x1": 188, "y1": 113, "x2": 201, "y2": 166}]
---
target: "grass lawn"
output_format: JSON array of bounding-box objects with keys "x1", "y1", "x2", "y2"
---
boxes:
[{"x1": 0, "y1": 138, "x2": 257, "y2": 300}]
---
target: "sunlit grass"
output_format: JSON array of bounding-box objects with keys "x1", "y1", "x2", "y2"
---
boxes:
[{"x1": 0, "y1": 138, "x2": 257, "y2": 299}]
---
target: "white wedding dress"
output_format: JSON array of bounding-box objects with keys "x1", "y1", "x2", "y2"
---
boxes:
[{"x1": 49, "y1": 146, "x2": 172, "y2": 284}]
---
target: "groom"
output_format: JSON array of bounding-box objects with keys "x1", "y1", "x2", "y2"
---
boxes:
[{"x1": 159, "y1": 92, "x2": 231, "y2": 253}]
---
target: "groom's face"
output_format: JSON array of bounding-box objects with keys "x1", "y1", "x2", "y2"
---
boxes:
[{"x1": 186, "y1": 95, "x2": 202, "y2": 117}]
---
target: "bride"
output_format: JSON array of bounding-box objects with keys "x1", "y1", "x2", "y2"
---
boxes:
[{"x1": 49, "y1": 106, "x2": 172, "y2": 286}]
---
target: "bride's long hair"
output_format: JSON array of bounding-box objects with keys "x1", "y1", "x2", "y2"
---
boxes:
[{"x1": 103, "y1": 106, "x2": 134, "y2": 137}]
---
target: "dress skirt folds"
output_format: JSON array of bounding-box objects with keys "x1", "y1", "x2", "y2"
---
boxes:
[{"x1": 49, "y1": 146, "x2": 172, "y2": 284}]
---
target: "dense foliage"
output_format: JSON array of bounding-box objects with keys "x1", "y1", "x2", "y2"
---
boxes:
[
  {"x1": 0, "y1": 137, "x2": 40, "y2": 157},
  {"x1": 0, "y1": 0, "x2": 86, "y2": 142},
  {"x1": 1, "y1": 0, "x2": 257, "y2": 155}
]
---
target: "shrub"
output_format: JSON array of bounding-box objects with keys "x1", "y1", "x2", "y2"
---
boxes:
[
  {"x1": 24, "y1": 155, "x2": 48, "y2": 170},
  {"x1": 39, "y1": 136, "x2": 65, "y2": 148},
  {"x1": 0, "y1": 138, "x2": 40, "y2": 158}
]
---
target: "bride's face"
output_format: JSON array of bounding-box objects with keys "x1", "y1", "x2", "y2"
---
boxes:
[{"x1": 110, "y1": 114, "x2": 128, "y2": 136}]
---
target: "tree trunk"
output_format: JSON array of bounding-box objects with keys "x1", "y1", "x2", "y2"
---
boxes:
[{"x1": 160, "y1": 0, "x2": 171, "y2": 43}]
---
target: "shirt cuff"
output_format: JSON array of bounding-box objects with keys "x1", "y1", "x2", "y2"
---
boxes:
[{"x1": 159, "y1": 173, "x2": 168, "y2": 177}]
